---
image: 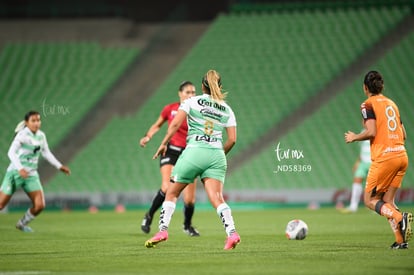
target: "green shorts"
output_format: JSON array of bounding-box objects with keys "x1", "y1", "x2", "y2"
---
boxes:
[
  {"x1": 171, "y1": 147, "x2": 227, "y2": 184},
  {"x1": 1, "y1": 170, "x2": 43, "y2": 195},
  {"x1": 354, "y1": 161, "x2": 371, "y2": 179}
]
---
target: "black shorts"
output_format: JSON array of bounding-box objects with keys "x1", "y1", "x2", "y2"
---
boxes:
[{"x1": 159, "y1": 143, "x2": 185, "y2": 167}]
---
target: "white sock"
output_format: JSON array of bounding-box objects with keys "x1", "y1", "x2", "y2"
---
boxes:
[
  {"x1": 19, "y1": 208, "x2": 35, "y2": 226},
  {"x1": 159, "y1": 201, "x2": 176, "y2": 231},
  {"x1": 349, "y1": 183, "x2": 363, "y2": 211},
  {"x1": 216, "y1": 203, "x2": 236, "y2": 236}
]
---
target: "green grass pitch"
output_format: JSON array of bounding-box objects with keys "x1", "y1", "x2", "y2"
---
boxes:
[{"x1": 0, "y1": 207, "x2": 413, "y2": 274}]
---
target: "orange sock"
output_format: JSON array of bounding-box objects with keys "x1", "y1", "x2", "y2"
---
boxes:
[
  {"x1": 375, "y1": 201, "x2": 403, "y2": 223},
  {"x1": 388, "y1": 218, "x2": 404, "y2": 243}
]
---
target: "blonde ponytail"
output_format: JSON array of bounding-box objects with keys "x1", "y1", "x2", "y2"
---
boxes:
[
  {"x1": 203, "y1": 70, "x2": 227, "y2": 102},
  {"x1": 14, "y1": 120, "x2": 26, "y2": 133}
]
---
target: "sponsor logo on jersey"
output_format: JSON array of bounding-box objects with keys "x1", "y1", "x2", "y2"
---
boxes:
[
  {"x1": 200, "y1": 108, "x2": 222, "y2": 120},
  {"x1": 195, "y1": 135, "x2": 218, "y2": 143},
  {"x1": 197, "y1": 98, "x2": 226, "y2": 111}
]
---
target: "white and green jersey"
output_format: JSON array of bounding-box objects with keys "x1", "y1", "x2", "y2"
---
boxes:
[
  {"x1": 360, "y1": 139, "x2": 371, "y2": 163},
  {"x1": 179, "y1": 94, "x2": 236, "y2": 150},
  {"x1": 7, "y1": 127, "x2": 62, "y2": 176}
]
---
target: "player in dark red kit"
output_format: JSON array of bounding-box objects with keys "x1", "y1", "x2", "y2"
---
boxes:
[{"x1": 139, "y1": 81, "x2": 199, "y2": 236}]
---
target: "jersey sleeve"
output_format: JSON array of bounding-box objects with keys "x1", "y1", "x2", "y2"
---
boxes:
[
  {"x1": 41, "y1": 133, "x2": 62, "y2": 169},
  {"x1": 7, "y1": 133, "x2": 24, "y2": 170},
  {"x1": 360, "y1": 101, "x2": 375, "y2": 120},
  {"x1": 225, "y1": 108, "x2": 237, "y2": 127},
  {"x1": 179, "y1": 98, "x2": 191, "y2": 114},
  {"x1": 160, "y1": 104, "x2": 170, "y2": 120}
]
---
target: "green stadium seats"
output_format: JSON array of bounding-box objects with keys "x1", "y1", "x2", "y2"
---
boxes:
[
  {"x1": 0, "y1": 42, "x2": 139, "y2": 176},
  {"x1": 227, "y1": 32, "x2": 414, "y2": 190},
  {"x1": 43, "y1": 4, "x2": 412, "y2": 194}
]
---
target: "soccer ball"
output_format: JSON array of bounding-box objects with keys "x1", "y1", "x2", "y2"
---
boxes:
[{"x1": 285, "y1": 219, "x2": 308, "y2": 240}]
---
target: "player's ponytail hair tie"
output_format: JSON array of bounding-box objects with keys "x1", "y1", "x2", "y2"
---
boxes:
[
  {"x1": 202, "y1": 75, "x2": 221, "y2": 90},
  {"x1": 202, "y1": 70, "x2": 226, "y2": 102},
  {"x1": 202, "y1": 76, "x2": 210, "y2": 89}
]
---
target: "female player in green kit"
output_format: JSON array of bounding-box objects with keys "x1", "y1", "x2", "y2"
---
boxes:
[
  {"x1": 145, "y1": 70, "x2": 240, "y2": 250},
  {"x1": 0, "y1": 110, "x2": 70, "y2": 232}
]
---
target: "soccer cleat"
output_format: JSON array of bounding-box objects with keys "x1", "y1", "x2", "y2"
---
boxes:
[
  {"x1": 141, "y1": 213, "x2": 152, "y2": 234},
  {"x1": 145, "y1": 230, "x2": 168, "y2": 248},
  {"x1": 224, "y1": 232, "x2": 240, "y2": 250},
  {"x1": 16, "y1": 222, "x2": 34, "y2": 233},
  {"x1": 183, "y1": 225, "x2": 200, "y2": 237},
  {"x1": 399, "y1": 212, "x2": 413, "y2": 243},
  {"x1": 390, "y1": 242, "x2": 408, "y2": 250}
]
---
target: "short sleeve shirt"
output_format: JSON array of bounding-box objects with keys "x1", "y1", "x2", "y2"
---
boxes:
[
  {"x1": 360, "y1": 94, "x2": 406, "y2": 161},
  {"x1": 161, "y1": 102, "x2": 188, "y2": 147},
  {"x1": 179, "y1": 94, "x2": 236, "y2": 150}
]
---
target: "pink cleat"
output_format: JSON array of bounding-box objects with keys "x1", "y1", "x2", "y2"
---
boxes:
[
  {"x1": 145, "y1": 230, "x2": 168, "y2": 248},
  {"x1": 224, "y1": 232, "x2": 241, "y2": 250}
]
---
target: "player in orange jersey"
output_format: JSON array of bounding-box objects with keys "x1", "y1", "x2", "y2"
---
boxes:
[{"x1": 345, "y1": 70, "x2": 412, "y2": 249}]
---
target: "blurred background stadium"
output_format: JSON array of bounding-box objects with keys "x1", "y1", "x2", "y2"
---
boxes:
[{"x1": 1, "y1": 0, "x2": 413, "y2": 211}]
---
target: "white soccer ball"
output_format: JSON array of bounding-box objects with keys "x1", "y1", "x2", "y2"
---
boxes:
[{"x1": 285, "y1": 219, "x2": 308, "y2": 240}]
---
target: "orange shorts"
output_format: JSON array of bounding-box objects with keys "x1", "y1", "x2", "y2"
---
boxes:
[{"x1": 365, "y1": 155, "x2": 408, "y2": 195}]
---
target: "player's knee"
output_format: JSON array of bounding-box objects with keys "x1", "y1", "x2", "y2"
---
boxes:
[
  {"x1": 0, "y1": 197, "x2": 9, "y2": 210},
  {"x1": 0, "y1": 193, "x2": 9, "y2": 210},
  {"x1": 183, "y1": 193, "x2": 196, "y2": 205},
  {"x1": 161, "y1": 181, "x2": 170, "y2": 192}
]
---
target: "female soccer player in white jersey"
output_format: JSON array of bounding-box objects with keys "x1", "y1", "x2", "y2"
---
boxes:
[
  {"x1": 145, "y1": 69, "x2": 240, "y2": 250},
  {"x1": 0, "y1": 110, "x2": 70, "y2": 232}
]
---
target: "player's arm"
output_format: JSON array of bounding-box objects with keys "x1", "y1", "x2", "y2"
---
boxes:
[
  {"x1": 41, "y1": 136, "x2": 70, "y2": 175},
  {"x1": 345, "y1": 119, "x2": 376, "y2": 143},
  {"x1": 402, "y1": 123, "x2": 407, "y2": 140},
  {"x1": 153, "y1": 110, "x2": 187, "y2": 159},
  {"x1": 140, "y1": 115, "x2": 167, "y2": 147},
  {"x1": 345, "y1": 101, "x2": 377, "y2": 143},
  {"x1": 223, "y1": 126, "x2": 237, "y2": 155},
  {"x1": 223, "y1": 108, "x2": 237, "y2": 154}
]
